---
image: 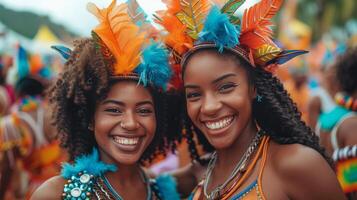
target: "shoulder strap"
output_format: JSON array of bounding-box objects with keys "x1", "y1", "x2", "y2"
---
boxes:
[{"x1": 331, "y1": 112, "x2": 357, "y2": 150}]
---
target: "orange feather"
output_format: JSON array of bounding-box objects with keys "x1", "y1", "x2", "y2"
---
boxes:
[
  {"x1": 240, "y1": 0, "x2": 283, "y2": 49},
  {"x1": 87, "y1": 0, "x2": 146, "y2": 74},
  {"x1": 156, "y1": 0, "x2": 194, "y2": 54}
]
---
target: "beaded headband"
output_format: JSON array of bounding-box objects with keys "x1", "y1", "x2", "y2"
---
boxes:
[
  {"x1": 53, "y1": 0, "x2": 172, "y2": 90},
  {"x1": 156, "y1": 0, "x2": 308, "y2": 74}
]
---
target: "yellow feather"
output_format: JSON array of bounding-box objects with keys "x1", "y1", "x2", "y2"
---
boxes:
[
  {"x1": 253, "y1": 44, "x2": 282, "y2": 65},
  {"x1": 176, "y1": 0, "x2": 211, "y2": 39},
  {"x1": 87, "y1": 0, "x2": 146, "y2": 75}
]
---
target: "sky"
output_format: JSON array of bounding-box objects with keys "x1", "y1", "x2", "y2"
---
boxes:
[{"x1": 0, "y1": 0, "x2": 258, "y2": 37}]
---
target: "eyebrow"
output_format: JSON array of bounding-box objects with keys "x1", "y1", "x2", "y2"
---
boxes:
[
  {"x1": 184, "y1": 73, "x2": 237, "y2": 89},
  {"x1": 101, "y1": 99, "x2": 153, "y2": 107},
  {"x1": 212, "y1": 73, "x2": 237, "y2": 84}
]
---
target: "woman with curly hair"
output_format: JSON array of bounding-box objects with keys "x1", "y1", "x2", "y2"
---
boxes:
[
  {"x1": 328, "y1": 47, "x2": 357, "y2": 199},
  {"x1": 30, "y1": 1, "x2": 180, "y2": 199},
  {"x1": 156, "y1": 0, "x2": 345, "y2": 199}
]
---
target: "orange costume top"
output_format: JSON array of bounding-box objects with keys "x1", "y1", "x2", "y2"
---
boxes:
[{"x1": 189, "y1": 136, "x2": 270, "y2": 200}]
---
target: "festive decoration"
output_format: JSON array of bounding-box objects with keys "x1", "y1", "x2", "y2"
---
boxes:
[
  {"x1": 87, "y1": 0, "x2": 172, "y2": 89},
  {"x1": 156, "y1": 0, "x2": 308, "y2": 73}
]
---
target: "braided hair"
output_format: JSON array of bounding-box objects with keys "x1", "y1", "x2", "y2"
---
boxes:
[
  {"x1": 180, "y1": 48, "x2": 332, "y2": 166},
  {"x1": 48, "y1": 38, "x2": 180, "y2": 163}
]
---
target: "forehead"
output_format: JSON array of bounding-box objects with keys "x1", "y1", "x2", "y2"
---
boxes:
[
  {"x1": 183, "y1": 51, "x2": 248, "y2": 84},
  {"x1": 105, "y1": 81, "x2": 153, "y2": 103}
]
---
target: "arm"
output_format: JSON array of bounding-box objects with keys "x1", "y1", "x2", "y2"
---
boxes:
[
  {"x1": 276, "y1": 144, "x2": 346, "y2": 200},
  {"x1": 337, "y1": 116, "x2": 357, "y2": 147},
  {"x1": 30, "y1": 176, "x2": 66, "y2": 200},
  {"x1": 307, "y1": 96, "x2": 321, "y2": 129},
  {"x1": 170, "y1": 163, "x2": 199, "y2": 198}
]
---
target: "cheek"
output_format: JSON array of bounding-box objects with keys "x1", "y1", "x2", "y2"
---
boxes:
[
  {"x1": 143, "y1": 116, "x2": 157, "y2": 138},
  {"x1": 186, "y1": 102, "x2": 200, "y2": 122}
]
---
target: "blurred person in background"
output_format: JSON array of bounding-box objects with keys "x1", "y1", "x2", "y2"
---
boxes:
[
  {"x1": 0, "y1": 46, "x2": 65, "y2": 199},
  {"x1": 329, "y1": 47, "x2": 357, "y2": 199}
]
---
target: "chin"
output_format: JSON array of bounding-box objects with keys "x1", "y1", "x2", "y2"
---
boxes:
[
  {"x1": 113, "y1": 153, "x2": 142, "y2": 165},
  {"x1": 207, "y1": 137, "x2": 234, "y2": 149}
]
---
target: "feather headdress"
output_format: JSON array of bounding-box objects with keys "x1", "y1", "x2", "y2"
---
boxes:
[
  {"x1": 86, "y1": 0, "x2": 172, "y2": 89},
  {"x1": 156, "y1": 0, "x2": 308, "y2": 73}
]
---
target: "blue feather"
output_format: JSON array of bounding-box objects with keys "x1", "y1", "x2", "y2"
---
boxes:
[
  {"x1": 50, "y1": 45, "x2": 72, "y2": 60},
  {"x1": 134, "y1": 42, "x2": 172, "y2": 90},
  {"x1": 155, "y1": 174, "x2": 180, "y2": 200},
  {"x1": 17, "y1": 45, "x2": 30, "y2": 79},
  {"x1": 267, "y1": 50, "x2": 308, "y2": 65},
  {"x1": 198, "y1": 6, "x2": 240, "y2": 52},
  {"x1": 61, "y1": 148, "x2": 117, "y2": 179}
]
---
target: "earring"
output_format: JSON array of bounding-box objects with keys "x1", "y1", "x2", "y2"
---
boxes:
[
  {"x1": 88, "y1": 124, "x2": 94, "y2": 131},
  {"x1": 256, "y1": 95, "x2": 263, "y2": 103}
]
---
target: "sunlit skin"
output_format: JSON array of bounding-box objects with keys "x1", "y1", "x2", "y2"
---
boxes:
[
  {"x1": 94, "y1": 80, "x2": 156, "y2": 166},
  {"x1": 184, "y1": 51, "x2": 257, "y2": 150},
  {"x1": 30, "y1": 80, "x2": 157, "y2": 200},
  {"x1": 180, "y1": 49, "x2": 346, "y2": 200}
]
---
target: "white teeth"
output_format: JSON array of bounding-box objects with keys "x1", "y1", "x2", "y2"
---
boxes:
[
  {"x1": 113, "y1": 136, "x2": 139, "y2": 145},
  {"x1": 205, "y1": 116, "x2": 234, "y2": 130}
]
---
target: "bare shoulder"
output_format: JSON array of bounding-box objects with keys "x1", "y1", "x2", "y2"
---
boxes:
[
  {"x1": 268, "y1": 142, "x2": 346, "y2": 200},
  {"x1": 30, "y1": 175, "x2": 66, "y2": 200},
  {"x1": 338, "y1": 116, "x2": 357, "y2": 146}
]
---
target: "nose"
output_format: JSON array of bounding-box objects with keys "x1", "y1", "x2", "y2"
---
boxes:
[
  {"x1": 120, "y1": 111, "x2": 139, "y2": 130},
  {"x1": 200, "y1": 93, "x2": 222, "y2": 116}
]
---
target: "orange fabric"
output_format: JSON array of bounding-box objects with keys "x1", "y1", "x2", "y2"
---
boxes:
[{"x1": 222, "y1": 136, "x2": 269, "y2": 199}]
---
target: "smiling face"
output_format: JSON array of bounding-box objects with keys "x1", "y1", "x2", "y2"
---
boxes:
[
  {"x1": 93, "y1": 81, "x2": 156, "y2": 165},
  {"x1": 183, "y1": 50, "x2": 256, "y2": 149}
]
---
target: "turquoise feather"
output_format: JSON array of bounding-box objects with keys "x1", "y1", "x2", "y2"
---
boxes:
[
  {"x1": 61, "y1": 148, "x2": 117, "y2": 179},
  {"x1": 135, "y1": 42, "x2": 172, "y2": 90},
  {"x1": 155, "y1": 174, "x2": 180, "y2": 200},
  {"x1": 199, "y1": 6, "x2": 240, "y2": 52}
]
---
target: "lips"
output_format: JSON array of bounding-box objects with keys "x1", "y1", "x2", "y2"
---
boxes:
[
  {"x1": 204, "y1": 115, "x2": 234, "y2": 130},
  {"x1": 113, "y1": 136, "x2": 139, "y2": 145},
  {"x1": 111, "y1": 135, "x2": 143, "y2": 152}
]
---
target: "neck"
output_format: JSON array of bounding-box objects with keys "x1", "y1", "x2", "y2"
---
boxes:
[
  {"x1": 99, "y1": 149, "x2": 143, "y2": 186},
  {"x1": 214, "y1": 120, "x2": 258, "y2": 172}
]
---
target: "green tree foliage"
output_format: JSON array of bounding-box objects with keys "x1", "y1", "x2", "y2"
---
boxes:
[{"x1": 0, "y1": 4, "x2": 77, "y2": 40}]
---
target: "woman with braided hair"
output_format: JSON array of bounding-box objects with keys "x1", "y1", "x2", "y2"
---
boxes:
[
  {"x1": 31, "y1": 1, "x2": 180, "y2": 199},
  {"x1": 156, "y1": 0, "x2": 345, "y2": 199}
]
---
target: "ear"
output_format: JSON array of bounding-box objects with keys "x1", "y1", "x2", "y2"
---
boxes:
[
  {"x1": 249, "y1": 84, "x2": 257, "y2": 100},
  {"x1": 88, "y1": 121, "x2": 94, "y2": 131}
]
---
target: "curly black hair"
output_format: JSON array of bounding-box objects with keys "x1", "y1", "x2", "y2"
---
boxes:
[
  {"x1": 335, "y1": 47, "x2": 357, "y2": 94},
  {"x1": 180, "y1": 48, "x2": 332, "y2": 166},
  {"x1": 48, "y1": 38, "x2": 180, "y2": 163}
]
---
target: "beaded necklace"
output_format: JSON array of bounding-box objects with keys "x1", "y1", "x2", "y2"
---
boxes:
[
  {"x1": 17, "y1": 96, "x2": 42, "y2": 112},
  {"x1": 335, "y1": 92, "x2": 357, "y2": 111},
  {"x1": 203, "y1": 131, "x2": 264, "y2": 200}
]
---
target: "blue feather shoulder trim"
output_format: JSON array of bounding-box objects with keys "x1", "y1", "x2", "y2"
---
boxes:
[
  {"x1": 61, "y1": 148, "x2": 117, "y2": 179},
  {"x1": 154, "y1": 174, "x2": 180, "y2": 200}
]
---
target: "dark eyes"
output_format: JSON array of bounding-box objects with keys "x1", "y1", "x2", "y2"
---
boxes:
[
  {"x1": 186, "y1": 82, "x2": 238, "y2": 101},
  {"x1": 218, "y1": 83, "x2": 238, "y2": 93},
  {"x1": 104, "y1": 108, "x2": 153, "y2": 115},
  {"x1": 137, "y1": 108, "x2": 154, "y2": 115},
  {"x1": 104, "y1": 108, "x2": 122, "y2": 113},
  {"x1": 186, "y1": 92, "x2": 201, "y2": 99}
]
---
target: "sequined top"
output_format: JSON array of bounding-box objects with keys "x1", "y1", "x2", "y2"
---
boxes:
[
  {"x1": 189, "y1": 136, "x2": 270, "y2": 200},
  {"x1": 61, "y1": 148, "x2": 180, "y2": 200}
]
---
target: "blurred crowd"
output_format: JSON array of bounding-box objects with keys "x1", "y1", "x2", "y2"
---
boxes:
[{"x1": 1, "y1": 0, "x2": 357, "y2": 199}]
